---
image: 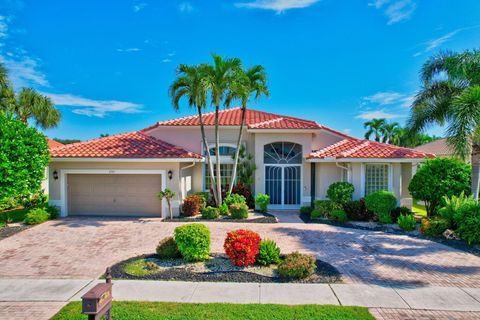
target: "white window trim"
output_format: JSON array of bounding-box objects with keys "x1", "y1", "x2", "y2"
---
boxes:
[
  {"x1": 59, "y1": 169, "x2": 167, "y2": 218},
  {"x1": 361, "y1": 163, "x2": 393, "y2": 197}
]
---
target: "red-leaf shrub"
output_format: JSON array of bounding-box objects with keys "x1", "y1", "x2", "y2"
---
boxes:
[
  {"x1": 182, "y1": 194, "x2": 204, "y2": 217},
  {"x1": 224, "y1": 229, "x2": 261, "y2": 266}
]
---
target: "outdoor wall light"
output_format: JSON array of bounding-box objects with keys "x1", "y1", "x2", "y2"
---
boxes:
[
  {"x1": 168, "y1": 170, "x2": 173, "y2": 180},
  {"x1": 53, "y1": 170, "x2": 59, "y2": 180}
]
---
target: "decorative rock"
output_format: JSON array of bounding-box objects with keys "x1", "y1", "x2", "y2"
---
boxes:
[{"x1": 443, "y1": 229, "x2": 459, "y2": 240}]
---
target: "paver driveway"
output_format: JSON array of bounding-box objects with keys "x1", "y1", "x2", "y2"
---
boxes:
[{"x1": 1, "y1": 217, "x2": 480, "y2": 287}]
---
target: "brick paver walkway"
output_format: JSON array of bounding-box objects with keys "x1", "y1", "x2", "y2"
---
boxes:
[
  {"x1": 0, "y1": 302, "x2": 64, "y2": 320},
  {"x1": 369, "y1": 308, "x2": 480, "y2": 320},
  {"x1": 0, "y1": 217, "x2": 479, "y2": 287}
]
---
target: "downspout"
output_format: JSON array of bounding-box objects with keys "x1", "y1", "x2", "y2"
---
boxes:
[{"x1": 310, "y1": 163, "x2": 315, "y2": 208}]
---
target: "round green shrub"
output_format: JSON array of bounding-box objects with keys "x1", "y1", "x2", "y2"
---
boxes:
[
  {"x1": 313, "y1": 200, "x2": 341, "y2": 218},
  {"x1": 255, "y1": 194, "x2": 270, "y2": 213},
  {"x1": 224, "y1": 193, "x2": 246, "y2": 207},
  {"x1": 343, "y1": 199, "x2": 374, "y2": 221},
  {"x1": 201, "y1": 206, "x2": 219, "y2": 219},
  {"x1": 421, "y1": 217, "x2": 449, "y2": 237},
  {"x1": 219, "y1": 203, "x2": 229, "y2": 216},
  {"x1": 156, "y1": 237, "x2": 181, "y2": 258},
  {"x1": 300, "y1": 206, "x2": 313, "y2": 215},
  {"x1": 409, "y1": 158, "x2": 470, "y2": 216},
  {"x1": 45, "y1": 205, "x2": 59, "y2": 220},
  {"x1": 326, "y1": 182, "x2": 355, "y2": 205},
  {"x1": 257, "y1": 239, "x2": 281, "y2": 265},
  {"x1": 229, "y1": 203, "x2": 249, "y2": 219},
  {"x1": 454, "y1": 203, "x2": 480, "y2": 244},
  {"x1": 174, "y1": 223, "x2": 211, "y2": 261},
  {"x1": 397, "y1": 214, "x2": 416, "y2": 231},
  {"x1": 330, "y1": 209, "x2": 348, "y2": 223},
  {"x1": 24, "y1": 208, "x2": 50, "y2": 225},
  {"x1": 364, "y1": 191, "x2": 397, "y2": 222},
  {"x1": 310, "y1": 209, "x2": 322, "y2": 219},
  {"x1": 278, "y1": 252, "x2": 316, "y2": 279}
]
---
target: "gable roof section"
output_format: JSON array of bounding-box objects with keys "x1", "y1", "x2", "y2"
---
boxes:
[
  {"x1": 414, "y1": 138, "x2": 453, "y2": 157},
  {"x1": 47, "y1": 138, "x2": 64, "y2": 150},
  {"x1": 50, "y1": 131, "x2": 202, "y2": 159},
  {"x1": 308, "y1": 138, "x2": 435, "y2": 160}
]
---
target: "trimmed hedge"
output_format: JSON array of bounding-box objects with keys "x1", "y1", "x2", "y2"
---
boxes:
[
  {"x1": 174, "y1": 223, "x2": 210, "y2": 261},
  {"x1": 224, "y1": 229, "x2": 261, "y2": 266},
  {"x1": 278, "y1": 252, "x2": 316, "y2": 279}
]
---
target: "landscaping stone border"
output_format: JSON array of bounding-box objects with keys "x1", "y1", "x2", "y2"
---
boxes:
[
  {"x1": 163, "y1": 212, "x2": 278, "y2": 224},
  {"x1": 300, "y1": 213, "x2": 480, "y2": 257},
  {"x1": 110, "y1": 253, "x2": 342, "y2": 284}
]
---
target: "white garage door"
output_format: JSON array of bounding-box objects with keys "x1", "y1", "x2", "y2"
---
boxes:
[{"x1": 68, "y1": 174, "x2": 162, "y2": 216}]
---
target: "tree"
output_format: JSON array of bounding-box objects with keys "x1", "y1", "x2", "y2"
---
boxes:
[
  {"x1": 158, "y1": 188, "x2": 176, "y2": 219},
  {"x1": 169, "y1": 64, "x2": 218, "y2": 205},
  {"x1": 201, "y1": 54, "x2": 242, "y2": 205},
  {"x1": 225, "y1": 64, "x2": 268, "y2": 194},
  {"x1": 0, "y1": 114, "x2": 50, "y2": 208},
  {"x1": 364, "y1": 118, "x2": 386, "y2": 142},
  {"x1": 235, "y1": 145, "x2": 256, "y2": 187},
  {"x1": 408, "y1": 158, "x2": 471, "y2": 216},
  {"x1": 380, "y1": 122, "x2": 402, "y2": 145},
  {"x1": 406, "y1": 50, "x2": 480, "y2": 199}
]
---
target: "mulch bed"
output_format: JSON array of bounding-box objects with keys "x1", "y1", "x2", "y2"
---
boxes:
[
  {"x1": 0, "y1": 225, "x2": 31, "y2": 240},
  {"x1": 301, "y1": 213, "x2": 480, "y2": 257},
  {"x1": 110, "y1": 253, "x2": 342, "y2": 284},
  {"x1": 163, "y1": 212, "x2": 278, "y2": 224}
]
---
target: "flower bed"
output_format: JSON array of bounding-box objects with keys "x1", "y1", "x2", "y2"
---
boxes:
[{"x1": 163, "y1": 210, "x2": 277, "y2": 223}]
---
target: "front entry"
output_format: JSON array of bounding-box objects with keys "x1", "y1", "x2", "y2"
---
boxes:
[{"x1": 264, "y1": 142, "x2": 302, "y2": 209}]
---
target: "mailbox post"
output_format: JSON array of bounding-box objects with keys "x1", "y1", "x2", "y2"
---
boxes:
[{"x1": 82, "y1": 268, "x2": 113, "y2": 320}]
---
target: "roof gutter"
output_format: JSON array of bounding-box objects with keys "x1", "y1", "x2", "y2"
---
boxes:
[
  {"x1": 306, "y1": 158, "x2": 429, "y2": 163},
  {"x1": 51, "y1": 157, "x2": 205, "y2": 163}
]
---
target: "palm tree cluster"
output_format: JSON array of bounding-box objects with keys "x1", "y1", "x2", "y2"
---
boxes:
[
  {"x1": 169, "y1": 54, "x2": 269, "y2": 206},
  {"x1": 406, "y1": 50, "x2": 480, "y2": 198},
  {"x1": 0, "y1": 63, "x2": 60, "y2": 129},
  {"x1": 364, "y1": 118, "x2": 437, "y2": 147}
]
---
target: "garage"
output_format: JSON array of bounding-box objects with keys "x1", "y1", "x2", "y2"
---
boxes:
[{"x1": 67, "y1": 174, "x2": 163, "y2": 216}]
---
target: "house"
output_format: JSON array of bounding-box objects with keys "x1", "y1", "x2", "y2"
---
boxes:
[
  {"x1": 48, "y1": 108, "x2": 434, "y2": 217},
  {"x1": 415, "y1": 138, "x2": 456, "y2": 159}
]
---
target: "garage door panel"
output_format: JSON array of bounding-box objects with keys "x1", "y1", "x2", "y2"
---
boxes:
[{"x1": 68, "y1": 174, "x2": 162, "y2": 216}]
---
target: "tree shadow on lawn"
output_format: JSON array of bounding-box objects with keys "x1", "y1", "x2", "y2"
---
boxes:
[{"x1": 274, "y1": 226, "x2": 480, "y2": 288}]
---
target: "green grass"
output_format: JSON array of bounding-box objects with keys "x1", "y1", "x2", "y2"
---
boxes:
[
  {"x1": 52, "y1": 301, "x2": 374, "y2": 320},
  {"x1": 0, "y1": 207, "x2": 29, "y2": 228},
  {"x1": 412, "y1": 201, "x2": 427, "y2": 217},
  {"x1": 123, "y1": 259, "x2": 160, "y2": 277}
]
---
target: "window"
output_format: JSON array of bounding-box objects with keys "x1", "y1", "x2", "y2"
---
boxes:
[
  {"x1": 364, "y1": 164, "x2": 389, "y2": 195},
  {"x1": 207, "y1": 146, "x2": 236, "y2": 156},
  {"x1": 264, "y1": 142, "x2": 302, "y2": 164},
  {"x1": 205, "y1": 164, "x2": 234, "y2": 191}
]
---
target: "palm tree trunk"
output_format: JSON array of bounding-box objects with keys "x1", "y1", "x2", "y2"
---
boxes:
[
  {"x1": 228, "y1": 105, "x2": 246, "y2": 194},
  {"x1": 167, "y1": 199, "x2": 173, "y2": 219},
  {"x1": 214, "y1": 104, "x2": 222, "y2": 206},
  {"x1": 471, "y1": 143, "x2": 480, "y2": 201},
  {"x1": 198, "y1": 109, "x2": 218, "y2": 205}
]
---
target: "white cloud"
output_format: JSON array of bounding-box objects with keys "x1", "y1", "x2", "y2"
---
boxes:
[
  {"x1": 413, "y1": 28, "x2": 470, "y2": 57},
  {"x1": 0, "y1": 16, "x2": 8, "y2": 38},
  {"x1": 44, "y1": 93, "x2": 143, "y2": 118},
  {"x1": 167, "y1": 51, "x2": 176, "y2": 57},
  {"x1": 363, "y1": 91, "x2": 404, "y2": 105},
  {"x1": 0, "y1": 54, "x2": 49, "y2": 87},
  {"x1": 235, "y1": 0, "x2": 319, "y2": 13},
  {"x1": 116, "y1": 47, "x2": 141, "y2": 52},
  {"x1": 132, "y1": 2, "x2": 147, "y2": 12},
  {"x1": 162, "y1": 58, "x2": 172, "y2": 63},
  {"x1": 356, "y1": 110, "x2": 402, "y2": 120},
  {"x1": 369, "y1": 0, "x2": 416, "y2": 25},
  {"x1": 179, "y1": 2, "x2": 194, "y2": 13}
]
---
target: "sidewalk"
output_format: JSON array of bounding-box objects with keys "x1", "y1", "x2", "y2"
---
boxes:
[{"x1": 1, "y1": 279, "x2": 480, "y2": 319}]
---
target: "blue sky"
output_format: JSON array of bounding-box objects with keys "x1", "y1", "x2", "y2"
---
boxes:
[{"x1": 1, "y1": 0, "x2": 480, "y2": 140}]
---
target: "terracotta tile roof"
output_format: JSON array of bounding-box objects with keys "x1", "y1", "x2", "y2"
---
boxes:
[
  {"x1": 414, "y1": 138, "x2": 453, "y2": 157},
  {"x1": 143, "y1": 107, "x2": 324, "y2": 130},
  {"x1": 47, "y1": 138, "x2": 64, "y2": 150},
  {"x1": 308, "y1": 138, "x2": 435, "y2": 159},
  {"x1": 50, "y1": 131, "x2": 203, "y2": 159}
]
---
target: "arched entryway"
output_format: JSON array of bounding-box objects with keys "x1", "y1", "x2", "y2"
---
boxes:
[{"x1": 264, "y1": 142, "x2": 302, "y2": 208}]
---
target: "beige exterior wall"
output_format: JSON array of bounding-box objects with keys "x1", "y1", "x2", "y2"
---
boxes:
[{"x1": 315, "y1": 162, "x2": 342, "y2": 200}]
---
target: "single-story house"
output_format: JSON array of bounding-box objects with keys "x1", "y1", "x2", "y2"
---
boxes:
[
  {"x1": 415, "y1": 138, "x2": 458, "y2": 159},
  {"x1": 48, "y1": 108, "x2": 434, "y2": 218}
]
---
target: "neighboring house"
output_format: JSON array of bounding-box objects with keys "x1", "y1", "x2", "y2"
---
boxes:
[
  {"x1": 48, "y1": 108, "x2": 434, "y2": 218},
  {"x1": 414, "y1": 138, "x2": 456, "y2": 158}
]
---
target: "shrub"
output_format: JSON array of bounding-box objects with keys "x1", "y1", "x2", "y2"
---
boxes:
[
  {"x1": 438, "y1": 191, "x2": 474, "y2": 229},
  {"x1": 201, "y1": 206, "x2": 219, "y2": 219},
  {"x1": 278, "y1": 252, "x2": 316, "y2": 279},
  {"x1": 310, "y1": 209, "x2": 322, "y2": 219},
  {"x1": 421, "y1": 217, "x2": 449, "y2": 237},
  {"x1": 300, "y1": 206, "x2": 313, "y2": 215},
  {"x1": 343, "y1": 199, "x2": 374, "y2": 221},
  {"x1": 397, "y1": 214, "x2": 416, "y2": 231},
  {"x1": 313, "y1": 200, "x2": 341, "y2": 218},
  {"x1": 231, "y1": 183, "x2": 255, "y2": 209},
  {"x1": 409, "y1": 158, "x2": 470, "y2": 216},
  {"x1": 454, "y1": 203, "x2": 480, "y2": 245},
  {"x1": 224, "y1": 229, "x2": 261, "y2": 266},
  {"x1": 24, "y1": 207, "x2": 49, "y2": 225},
  {"x1": 182, "y1": 194, "x2": 204, "y2": 217},
  {"x1": 219, "y1": 203, "x2": 229, "y2": 216},
  {"x1": 330, "y1": 209, "x2": 348, "y2": 223},
  {"x1": 174, "y1": 223, "x2": 210, "y2": 261},
  {"x1": 326, "y1": 182, "x2": 355, "y2": 205},
  {"x1": 257, "y1": 239, "x2": 281, "y2": 265},
  {"x1": 22, "y1": 192, "x2": 48, "y2": 209},
  {"x1": 255, "y1": 194, "x2": 270, "y2": 213},
  {"x1": 229, "y1": 203, "x2": 249, "y2": 219},
  {"x1": 193, "y1": 192, "x2": 209, "y2": 207},
  {"x1": 390, "y1": 206, "x2": 412, "y2": 223},
  {"x1": 156, "y1": 237, "x2": 181, "y2": 258},
  {"x1": 0, "y1": 115, "x2": 50, "y2": 206},
  {"x1": 45, "y1": 205, "x2": 59, "y2": 220},
  {"x1": 224, "y1": 193, "x2": 246, "y2": 207},
  {"x1": 364, "y1": 191, "x2": 397, "y2": 223}
]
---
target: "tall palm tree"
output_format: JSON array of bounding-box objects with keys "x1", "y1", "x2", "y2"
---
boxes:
[
  {"x1": 14, "y1": 88, "x2": 61, "y2": 129},
  {"x1": 406, "y1": 50, "x2": 480, "y2": 199},
  {"x1": 225, "y1": 65, "x2": 269, "y2": 194},
  {"x1": 364, "y1": 118, "x2": 386, "y2": 142},
  {"x1": 169, "y1": 64, "x2": 218, "y2": 205},
  {"x1": 201, "y1": 54, "x2": 242, "y2": 205},
  {"x1": 381, "y1": 122, "x2": 402, "y2": 145}
]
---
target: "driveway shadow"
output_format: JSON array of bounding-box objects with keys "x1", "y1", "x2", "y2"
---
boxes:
[{"x1": 51, "y1": 216, "x2": 162, "y2": 228}]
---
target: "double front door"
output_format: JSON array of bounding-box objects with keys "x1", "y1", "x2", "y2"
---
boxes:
[{"x1": 265, "y1": 165, "x2": 301, "y2": 208}]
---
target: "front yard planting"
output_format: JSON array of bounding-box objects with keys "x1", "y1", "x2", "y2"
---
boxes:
[
  {"x1": 111, "y1": 223, "x2": 341, "y2": 283},
  {"x1": 52, "y1": 301, "x2": 374, "y2": 320}
]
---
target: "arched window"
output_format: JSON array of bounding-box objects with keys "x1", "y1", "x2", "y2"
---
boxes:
[{"x1": 264, "y1": 142, "x2": 302, "y2": 164}]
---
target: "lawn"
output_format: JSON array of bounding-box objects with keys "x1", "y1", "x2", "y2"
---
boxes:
[
  {"x1": 52, "y1": 302, "x2": 374, "y2": 320},
  {"x1": 412, "y1": 201, "x2": 427, "y2": 217},
  {"x1": 0, "y1": 207, "x2": 29, "y2": 227}
]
